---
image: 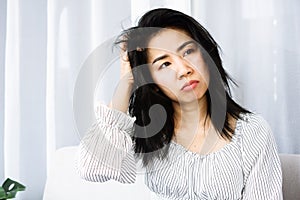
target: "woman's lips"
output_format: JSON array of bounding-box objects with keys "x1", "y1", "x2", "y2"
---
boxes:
[{"x1": 181, "y1": 80, "x2": 199, "y2": 91}]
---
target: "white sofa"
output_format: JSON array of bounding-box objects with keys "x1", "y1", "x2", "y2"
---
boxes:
[
  {"x1": 43, "y1": 146, "x2": 156, "y2": 200},
  {"x1": 43, "y1": 146, "x2": 300, "y2": 200}
]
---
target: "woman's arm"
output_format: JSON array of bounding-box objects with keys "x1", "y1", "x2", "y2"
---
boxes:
[
  {"x1": 241, "y1": 114, "x2": 283, "y2": 199},
  {"x1": 77, "y1": 104, "x2": 136, "y2": 183},
  {"x1": 109, "y1": 49, "x2": 133, "y2": 113},
  {"x1": 77, "y1": 50, "x2": 137, "y2": 184}
]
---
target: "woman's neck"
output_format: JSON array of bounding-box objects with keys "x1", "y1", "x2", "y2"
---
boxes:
[{"x1": 172, "y1": 96, "x2": 209, "y2": 136}]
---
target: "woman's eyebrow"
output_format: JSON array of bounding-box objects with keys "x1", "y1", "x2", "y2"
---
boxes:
[
  {"x1": 152, "y1": 55, "x2": 169, "y2": 65},
  {"x1": 176, "y1": 40, "x2": 196, "y2": 52},
  {"x1": 151, "y1": 40, "x2": 195, "y2": 65}
]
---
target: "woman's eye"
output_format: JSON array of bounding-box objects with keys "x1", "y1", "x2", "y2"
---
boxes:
[
  {"x1": 183, "y1": 48, "x2": 195, "y2": 57},
  {"x1": 159, "y1": 62, "x2": 171, "y2": 69}
]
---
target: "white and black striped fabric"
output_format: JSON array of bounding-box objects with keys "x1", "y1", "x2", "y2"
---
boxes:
[{"x1": 77, "y1": 104, "x2": 283, "y2": 200}]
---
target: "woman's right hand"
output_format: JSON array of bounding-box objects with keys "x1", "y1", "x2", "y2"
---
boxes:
[
  {"x1": 120, "y1": 50, "x2": 134, "y2": 85},
  {"x1": 109, "y1": 46, "x2": 134, "y2": 113}
]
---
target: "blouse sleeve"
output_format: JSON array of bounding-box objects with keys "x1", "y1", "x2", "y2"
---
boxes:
[
  {"x1": 241, "y1": 114, "x2": 283, "y2": 200},
  {"x1": 76, "y1": 104, "x2": 137, "y2": 184}
]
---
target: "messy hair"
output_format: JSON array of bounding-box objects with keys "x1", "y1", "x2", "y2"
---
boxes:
[{"x1": 115, "y1": 8, "x2": 250, "y2": 167}]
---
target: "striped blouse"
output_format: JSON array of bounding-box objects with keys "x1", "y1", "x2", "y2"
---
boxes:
[{"x1": 77, "y1": 104, "x2": 283, "y2": 200}]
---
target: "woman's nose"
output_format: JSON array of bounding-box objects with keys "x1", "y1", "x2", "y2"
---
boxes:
[{"x1": 174, "y1": 57, "x2": 193, "y2": 79}]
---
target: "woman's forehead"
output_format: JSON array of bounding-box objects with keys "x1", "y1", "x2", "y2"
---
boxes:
[{"x1": 147, "y1": 28, "x2": 193, "y2": 52}]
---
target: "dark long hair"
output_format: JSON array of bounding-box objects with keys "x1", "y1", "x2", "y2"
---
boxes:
[{"x1": 116, "y1": 8, "x2": 250, "y2": 167}]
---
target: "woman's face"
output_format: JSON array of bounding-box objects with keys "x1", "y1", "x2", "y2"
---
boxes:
[{"x1": 147, "y1": 28, "x2": 210, "y2": 104}]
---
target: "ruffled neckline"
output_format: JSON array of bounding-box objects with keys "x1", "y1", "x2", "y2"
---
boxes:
[{"x1": 168, "y1": 113, "x2": 250, "y2": 159}]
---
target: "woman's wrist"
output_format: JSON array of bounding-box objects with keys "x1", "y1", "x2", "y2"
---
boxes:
[{"x1": 109, "y1": 79, "x2": 133, "y2": 113}]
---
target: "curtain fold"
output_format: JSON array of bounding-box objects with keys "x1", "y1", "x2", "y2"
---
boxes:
[
  {"x1": 0, "y1": 0, "x2": 7, "y2": 183},
  {"x1": 4, "y1": 0, "x2": 47, "y2": 199}
]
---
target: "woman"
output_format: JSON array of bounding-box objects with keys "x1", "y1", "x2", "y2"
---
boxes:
[{"x1": 78, "y1": 8, "x2": 282, "y2": 199}]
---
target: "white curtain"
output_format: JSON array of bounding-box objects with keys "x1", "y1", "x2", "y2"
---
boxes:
[
  {"x1": 191, "y1": 0, "x2": 300, "y2": 154},
  {"x1": 46, "y1": 0, "x2": 131, "y2": 169},
  {"x1": 4, "y1": 0, "x2": 47, "y2": 200},
  {"x1": 1, "y1": 0, "x2": 300, "y2": 199},
  {"x1": 2, "y1": 0, "x2": 131, "y2": 199}
]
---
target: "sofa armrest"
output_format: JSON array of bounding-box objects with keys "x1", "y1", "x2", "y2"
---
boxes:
[
  {"x1": 279, "y1": 154, "x2": 300, "y2": 200},
  {"x1": 43, "y1": 146, "x2": 153, "y2": 200}
]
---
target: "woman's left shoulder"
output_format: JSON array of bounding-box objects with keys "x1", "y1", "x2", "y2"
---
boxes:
[
  {"x1": 239, "y1": 112, "x2": 271, "y2": 129},
  {"x1": 238, "y1": 112, "x2": 274, "y2": 142}
]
